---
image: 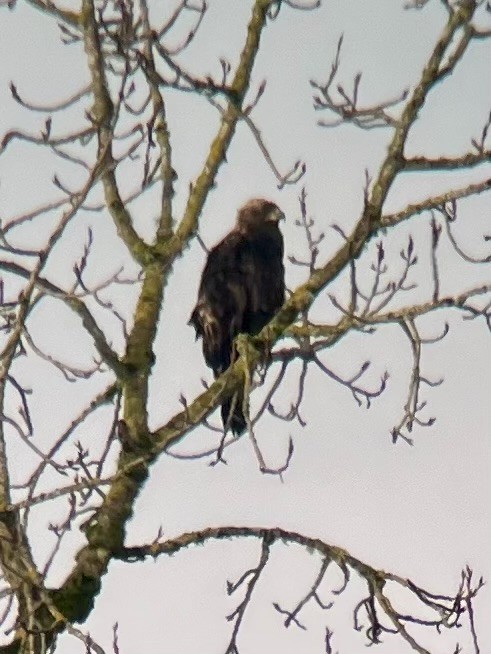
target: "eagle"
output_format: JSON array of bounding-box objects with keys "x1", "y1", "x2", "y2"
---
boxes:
[{"x1": 189, "y1": 198, "x2": 285, "y2": 435}]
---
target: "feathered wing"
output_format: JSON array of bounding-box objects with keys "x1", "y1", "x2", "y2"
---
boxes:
[
  {"x1": 240, "y1": 224, "x2": 284, "y2": 335},
  {"x1": 189, "y1": 232, "x2": 249, "y2": 434},
  {"x1": 221, "y1": 227, "x2": 284, "y2": 434},
  {"x1": 189, "y1": 211, "x2": 285, "y2": 435},
  {"x1": 189, "y1": 231, "x2": 247, "y2": 374}
]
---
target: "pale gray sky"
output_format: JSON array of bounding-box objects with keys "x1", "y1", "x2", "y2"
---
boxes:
[{"x1": 0, "y1": 0, "x2": 490, "y2": 652}]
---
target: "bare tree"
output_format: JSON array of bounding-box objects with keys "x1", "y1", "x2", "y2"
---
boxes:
[{"x1": 0, "y1": 0, "x2": 489, "y2": 653}]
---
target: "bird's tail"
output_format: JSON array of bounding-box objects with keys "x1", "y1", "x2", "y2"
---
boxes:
[{"x1": 221, "y1": 389, "x2": 246, "y2": 436}]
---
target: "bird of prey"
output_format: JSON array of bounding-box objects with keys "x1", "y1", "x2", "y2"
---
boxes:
[{"x1": 189, "y1": 198, "x2": 285, "y2": 435}]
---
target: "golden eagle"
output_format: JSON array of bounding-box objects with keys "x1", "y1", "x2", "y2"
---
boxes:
[{"x1": 189, "y1": 199, "x2": 285, "y2": 435}]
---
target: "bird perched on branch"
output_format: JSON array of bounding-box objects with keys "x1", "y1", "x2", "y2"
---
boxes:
[{"x1": 189, "y1": 198, "x2": 285, "y2": 435}]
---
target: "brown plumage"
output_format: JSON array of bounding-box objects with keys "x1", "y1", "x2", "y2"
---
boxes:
[{"x1": 189, "y1": 199, "x2": 285, "y2": 435}]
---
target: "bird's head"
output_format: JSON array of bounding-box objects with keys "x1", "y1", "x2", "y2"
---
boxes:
[{"x1": 237, "y1": 198, "x2": 284, "y2": 231}]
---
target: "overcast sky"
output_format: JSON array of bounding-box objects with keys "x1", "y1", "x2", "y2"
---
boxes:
[{"x1": 0, "y1": 0, "x2": 490, "y2": 652}]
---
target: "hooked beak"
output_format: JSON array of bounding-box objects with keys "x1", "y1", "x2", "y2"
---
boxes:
[{"x1": 269, "y1": 207, "x2": 285, "y2": 223}]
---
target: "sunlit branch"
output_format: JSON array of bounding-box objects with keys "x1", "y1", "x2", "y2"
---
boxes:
[
  {"x1": 0, "y1": 126, "x2": 95, "y2": 154},
  {"x1": 15, "y1": 273, "x2": 490, "y2": 506},
  {"x1": 364, "y1": 237, "x2": 417, "y2": 316},
  {"x1": 162, "y1": 0, "x2": 208, "y2": 55},
  {"x1": 462, "y1": 567, "x2": 484, "y2": 654},
  {"x1": 9, "y1": 82, "x2": 90, "y2": 113},
  {"x1": 287, "y1": 284, "x2": 491, "y2": 340},
  {"x1": 167, "y1": 0, "x2": 277, "y2": 260},
  {"x1": 0, "y1": 260, "x2": 126, "y2": 377},
  {"x1": 311, "y1": 36, "x2": 406, "y2": 130},
  {"x1": 0, "y1": 412, "x2": 62, "y2": 472},
  {"x1": 116, "y1": 525, "x2": 479, "y2": 652},
  {"x1": 253, "y1": 359, "x2": 289, "y2": 423},
  {"x1": 267, "y1": 359, "x2": 308, "y2": 427},
  {"x1": 22, "y1": 328, "x2": 102, "y2": 382},
  {"x1": 224, "y1": 535, "x2": 272, "y2": 653},
  {"x1": 140, "y1": 35, "x2": 305, "y2": 191},
  {"x1": 82, "y1": 0, "x2": 150, "y2": 266},
  {"x1": 19, "y1": 384, "x2": 118, "y2": 523},
  {"x1": 380, "y1": 178, "x2": 491, "y2": 228},
  {"x1": 430, "y1": 215, "x2": 442, "y2": 302},
  {"x1": 139, "y1": 0, "x2": 174, "y2": 240},
  {"x1": 367, "y1": 2, "x2": 478, "y2": 214},
  {"x1": 42, "y1": 495, "x2": 80, "y2": 579},
  {"x1": 23, "y1": 0, "x2": 80, "y2": 26},
  {"x1": 404, "y1": 151, "x2": 491, "y2": 171},
  {"x1": 239, "y1": 110, "x2": 306, "y2": 188},
  {"x1": 289, "y1": 188, "x2": 324, "y2": 274},
  {"x1": 436, "y1": 200, "x2": 491, "y2": 263},
  {"x1": 391, "y1": 320, "x2": 425, "y2": 445},
  {"x1": 372, "y1": 583, "x2": 430, "y2": 654},
  {"x1": 1, "y1": 168, "x2": 100, "y2": 475},
  {"x1": 313, "y1": 354, "x2": 388, "y2": 409},
  {"x1": 0, "y1": 157, "x2": 114, "y2": 644},
  {"x1": 155, "y1": 0, "x2": 204, "y2": 41},
  {"x1": 274, "y1": 555, "x2": 332, "y2": 629},
  {"x1": 282, "y1": 0, "x2": 320, "y2": 9}
]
